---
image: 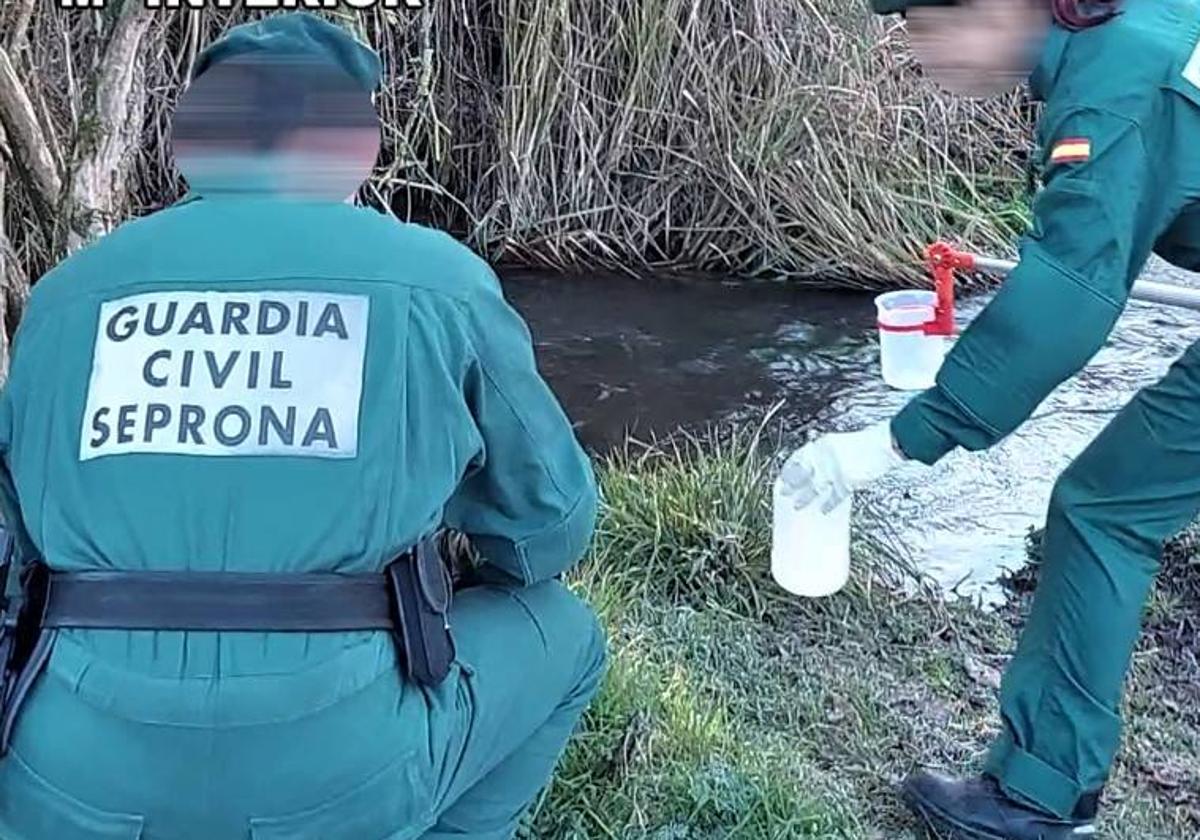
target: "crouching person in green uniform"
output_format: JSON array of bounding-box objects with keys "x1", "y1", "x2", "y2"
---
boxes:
[
  {"x1": 0, "y1": 13, "x2": 605, "y2": 839},
  {"x1": 787, "y1": 0, "x2": 1200, "y2": 837}
]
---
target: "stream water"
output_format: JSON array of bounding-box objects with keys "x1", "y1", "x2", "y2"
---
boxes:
[{"x1": 503, "y1": 259, "x2": 1200, "y2": 607}]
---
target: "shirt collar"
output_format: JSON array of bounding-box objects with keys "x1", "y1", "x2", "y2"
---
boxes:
[{"x1": 1028, "y1": 23, "x2": 1069, "y2": 102}]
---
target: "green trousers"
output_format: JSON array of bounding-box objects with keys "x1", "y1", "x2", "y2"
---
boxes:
[
  {"x1": 0, "y1": 580, "x2": 606, "y2": 839},
  {"x1": 983, "y1": 339, "x2": 1200, "y2": 819}
]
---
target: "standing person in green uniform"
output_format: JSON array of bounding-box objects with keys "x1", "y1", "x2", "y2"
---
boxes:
[
  {"x1": 786, "y1": 0, "x2": 1200, "y2": 837},
  {"x1": 0, "y1": 13, "x2": 604, "y2": 839}
]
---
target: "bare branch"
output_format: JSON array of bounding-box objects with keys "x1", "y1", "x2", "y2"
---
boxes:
[
  {"x1": 0, "y1": 46, "x2": 62, "y2": 210},
  {"x1": 0, "y1": 122, "x2": 12, "y2": 380},
  {"x1": 3, "y1": 0, "x2": 36, "y2": 55},
  {"x1": 95, "y1": 4, "x2": 157, "y2": 122},
  {"x1": 65, "y1": 1, "x2": 155, "y2": 250}
]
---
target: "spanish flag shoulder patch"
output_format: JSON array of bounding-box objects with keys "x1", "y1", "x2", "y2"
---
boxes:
[{"x1": 1049, "y1": 137, "x2": 1092, "y2": 164}]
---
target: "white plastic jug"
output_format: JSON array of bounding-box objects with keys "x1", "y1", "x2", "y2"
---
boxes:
[
  {"x1": 875, "y1": 290, "x2": 946, "y2": 390},
  {"x1": 770, "y1": 471, "x2": 852, "y2": 598}
]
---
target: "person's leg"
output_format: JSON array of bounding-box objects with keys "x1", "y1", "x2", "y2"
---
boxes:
[
  {"x1": 423, "y1": 579, "x2": 606, "y2": 840},
  {"x1": 982, "y1": 338, "x2": 1200, "y2": 818}
]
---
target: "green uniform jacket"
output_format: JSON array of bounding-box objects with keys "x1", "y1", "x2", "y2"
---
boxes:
[
  {"x1": 0, "y1": 195, "x2": 597, "y2": 829},
  {"x1": 893, "y1": 0, "x2": 1200, "y2": 463}
]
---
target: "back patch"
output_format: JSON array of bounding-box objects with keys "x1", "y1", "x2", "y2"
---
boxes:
[
  {"x1": 80, "y1": 291, "x2": 369, "y2": 461},
  {"x1": 1186, "y1": 34, "x2": 1200, "y2": 90}
]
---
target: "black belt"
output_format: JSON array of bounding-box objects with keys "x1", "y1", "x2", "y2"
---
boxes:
[
  {"x1": 0, "y1": 535, "x2": 457, "y2": 756},
  {"x1": 41, "y1": 571, "x2": 396, "y2": 631}
]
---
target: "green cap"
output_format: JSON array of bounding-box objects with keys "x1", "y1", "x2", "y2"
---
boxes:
[
  {"x1": 871, "y1": 0, "x2": 959, "y2": 14},
  {"x1": 192, "y1": 12, "x2": 382, "y2": 93}
]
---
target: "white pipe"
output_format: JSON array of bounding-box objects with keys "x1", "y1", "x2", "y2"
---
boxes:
[
  {"x1": 1127, "y1": 280, "x2": 1200, "y2": 310},
  {"x1": 967, "y1": 255, "x2": 1200, "y2": 312},
  {"x1": 971, "y1": 255, "x2": 1018, "y2": 275}
]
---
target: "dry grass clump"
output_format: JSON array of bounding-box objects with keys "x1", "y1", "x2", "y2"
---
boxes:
[{"x1": 3, "y1": 2, "x2": 1032, "y2": 294}]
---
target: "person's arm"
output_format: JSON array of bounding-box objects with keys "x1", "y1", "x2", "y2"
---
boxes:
[
  {"x1": 442, "y1": 262, "x2": 598, "y2": 586},
  {"x1": 892, "y1": 108, "x2": 1167, "y2": 464}
]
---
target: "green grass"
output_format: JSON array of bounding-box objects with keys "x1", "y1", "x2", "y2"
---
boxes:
[{"x1": 526, "y1": 425, "x2": 1200, "y2": 839}]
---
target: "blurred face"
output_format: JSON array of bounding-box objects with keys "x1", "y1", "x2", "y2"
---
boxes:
[
  {"x1": 905, "y1": 0, "x2": 1052, "y2": 97},
  {"x1": 172, "y1": 59, "x2": 381, "y2": 202},
  {"x1": 273, "y1": 124, "x2": 382, "y2": 203}
]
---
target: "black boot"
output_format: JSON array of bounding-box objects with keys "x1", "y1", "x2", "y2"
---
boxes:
[{"x1": 901, "y1": 769, "x2": 1099, "y2": 839}]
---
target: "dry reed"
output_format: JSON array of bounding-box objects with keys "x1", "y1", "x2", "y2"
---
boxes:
[{"x1": 1, "y1": 2, "x2": 1034, "y2": 293}]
